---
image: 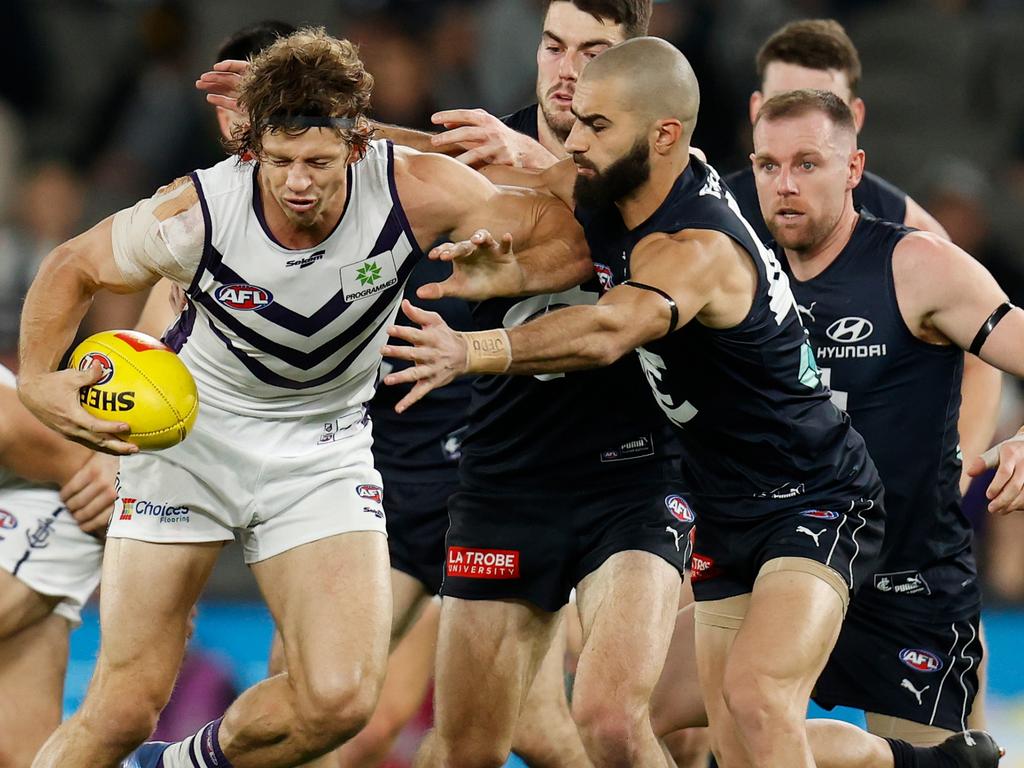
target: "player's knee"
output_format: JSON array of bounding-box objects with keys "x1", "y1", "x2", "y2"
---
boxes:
[
  {"x1": 721, "y1": 666, "x2": 801, "y2": 738},
  {"x1": 295, "y1": 671, "x2": 381, "y2": 747},
  {"x1": 439, "y1": 739, "x2": 511, "y2": 768},
  {"x1": 572, "y1": 694, "x2": 645, "y2": 762},
  {"x1": 81, "y1": 696, "x2": 163, "y2": 754}
]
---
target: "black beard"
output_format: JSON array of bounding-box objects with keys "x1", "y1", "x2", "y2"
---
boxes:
[{"x1": 573, "y1": 138, "x2": 651, "y2": 210}]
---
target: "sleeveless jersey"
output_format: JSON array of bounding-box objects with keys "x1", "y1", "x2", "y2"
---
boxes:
[
  {"x1": 453, "y1": 106, "x2": 677, "y2": 490},
  {"x1": 369, "y1": 257, "x2": 474, "y2": 481},
  {"x1": 576, "y1": 158, "x2": 879, "y2": 518},
  {"x1": 783, "y1": 215, "x2": 977, "y2": 616},
  {"x1": 724, "y1": 165, "x2": 908, "y2": 247},
  {"x1": 164, "y1": 140, "x2": 421, "y2": 419}
]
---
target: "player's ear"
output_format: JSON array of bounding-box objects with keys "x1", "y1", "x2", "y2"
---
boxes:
[
  {"x1": 850, "y1": 97, "x2": 866, "y2": 133},
  {"x1": 848, "y1": 148, "x2": 866, "y2": 190},
  {"x1": 654, "y1": 119, "x2": 683, "y2": 154},
  {"x1": 749, "y1": 91, "x2": 763, "y2": 127}
]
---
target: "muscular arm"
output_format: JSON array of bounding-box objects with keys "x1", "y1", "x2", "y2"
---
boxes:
[
  {"x1": 0, "y1": 385, "x2": 89, "y2": 486},
  {"x1": 396, "y1": 149, "x2": 590, "y2": 298}
]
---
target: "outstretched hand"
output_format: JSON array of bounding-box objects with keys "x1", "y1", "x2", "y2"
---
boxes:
[
  {"x1": 430, "y1": 108, "x2": 558, "y2": 169},
  {"x1": 965, "y1": 432, "x2": 1024, "y2": 514},
  {"x1": 195, "y1": 59, "x2": 249, "y2": 113},
  {"x1": 18, "y1": 362, "x2": 137, "y2": 456},
  {"x1": 381, "y1": 300, "x2": 468, "y2": 413},
  {"x1": 417, "y1": 229, "x2": 521, "y2": 301}
]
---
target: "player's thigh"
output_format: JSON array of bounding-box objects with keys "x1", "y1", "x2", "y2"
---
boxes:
[
  {"x1": 574, "y1": 550, "x2": 680, "y2": 704},
  {"x1": 727, "y1": 561, "x2": 845, "y2": 704},
  {"x1": 85, "y1": 539, "x2": 221, "y2": 712},
  {"x1": 0, "y1": 567, "x2": 59, "y2": 638},
  {"x1": 252, "y1": 531, "x2": 392, "y2": 702},
  {"x1": 433, "y1": 596, "x2": 559, "y2": 748},
  {"x1": 0, "y1": 611, "x2": 69, "y2": 765},
  {"x1": 390, "y1": 566, "x2": 432, "y2": 645},
  {"x1": 651, "y1": 575, "x2": 707, "y2": 733},
  {"x1": 693, "y1": 596, "x2": 749, "y2": 767}
]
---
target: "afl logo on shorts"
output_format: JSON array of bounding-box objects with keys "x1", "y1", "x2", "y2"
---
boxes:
[
  {"x1": 899, "y1": 648, "x2": 943, "y2": 673},
  {"x1": 356, "y1": 484, "x2": 383, "y2": 504},
  {"x1": 0, "y1": 509, "x2": 17, "y2": 529},
  {"x1": 215, "y1": 284, "x2": 274, "y2": 311},
  {"x1": 78, "y1": 352, "x2": 115, "y2": 385},
  {"x1": 800, "y1": 509, "x2": 840, "y2": 520},
  {"x1": 665, "y1": 495, "x2": 695, "y2": 523}
]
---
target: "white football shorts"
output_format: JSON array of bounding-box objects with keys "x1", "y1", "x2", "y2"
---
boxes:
[
  {"x1": 0, "y1": 486, "x2": 103, "y2": 625},
  {"x1": 107, "y1": 403, "x2": 387, "y2": 563}
]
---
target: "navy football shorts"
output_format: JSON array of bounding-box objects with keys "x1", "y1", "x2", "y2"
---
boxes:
[
  {"x1": 442, "y1": 463, "x2": 691, "y2": 612},
  {"x1": 383, "y1": 478, "x2": 455, "y2": 595}
]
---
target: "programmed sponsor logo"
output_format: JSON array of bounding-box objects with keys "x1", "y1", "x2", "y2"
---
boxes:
[
  {"x1": 0, "y1": 509, "x2": 18, "y2": 529},
  {"x1": 78, "y1": 352, "x2": 115, "y2": 385},
  {"x1": 341, "y1": 252, "x2": 398, "y2": 302},
  {"x1": 356, "y1": 484, "x2": 383, "y2": 504},
  {"x1": 665, "y1": 495, "x2": 695, "y2": 523},
  {"x1": 800, "y1": 509, "x2": 840, "y2": 520},
  {"x1": 899, "y1": 648, "x2": 943, "y2": 673},
  {"x1": 447, "y1": 546, "x2": 520, "y2": 579},
  {"x1": 215, "y1": 284, "x2": 274, "y2": 310}
]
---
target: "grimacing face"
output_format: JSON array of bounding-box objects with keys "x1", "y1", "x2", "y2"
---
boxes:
[
  {"x1": 751, "y1": 111, "x2": 857, "y2": 253},
  {"x1": 258, "y1": 128, "x2": 352, "y2": 232},
  {"x1": 565, "y1": 76, "x2": 652, "y2": 209},
  {"x1": 536, "y1": 2, "x2": 625, "y2": 141}
]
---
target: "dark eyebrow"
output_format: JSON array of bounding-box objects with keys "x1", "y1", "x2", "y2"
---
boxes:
[
  {"x1": 570, "y1": 107, "x2": 611, "y2": 126},
  {"x1": 543, "y1": 31, "x2": 615, "y2": 49}
]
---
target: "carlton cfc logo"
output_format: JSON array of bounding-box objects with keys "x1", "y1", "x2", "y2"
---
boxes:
[
  {"x1": 899, "y1": 648, "x2": 943, "y2": 673},
  {"x1": 215, "y1": 284, "x2": 274, "y2": 310},
  {"x1": 78, "y1": 352, "x2": 115, "y2": 385},
  {"x1": 665, "y1": 495, "x2": 695, "y2": 523}
]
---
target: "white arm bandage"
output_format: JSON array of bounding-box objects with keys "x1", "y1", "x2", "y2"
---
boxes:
[{"x1": 111, "y1": 179, "x2": 205, "y2": 289}]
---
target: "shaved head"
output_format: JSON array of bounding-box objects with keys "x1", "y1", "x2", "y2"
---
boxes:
[{"x1": 581, "y1": 37, "x2": 699, "y2": 139}]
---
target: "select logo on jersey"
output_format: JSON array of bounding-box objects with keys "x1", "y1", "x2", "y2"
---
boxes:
[
  {"x1": 341, "y1": 252, "x2": 398, "y2": 302},
  {"x1": 899, "y1": 648, "x2": 943, "y2": 673},
  {"x1": 690, "y1": 553, "x2": 719, "y2": 583},
  {"x1": 0, "y1": 509, "x2": 17, "y2": 529},
  {"x1": 80, "y1": 388, "x2": 135, "y2": 412},
  {"x1": 447, "y1": 547, "x2": 520, "y2": 579},
  {"x1": 77, "y1": 352, "x2": 115, "y2": 385},
  {"x1": 800, "y1": 509, "x2": 840, "y2": 520},
  {"x1": 665, "y1": 495, "x2": 695, "y2": 523},
  {"x1": 356, "y1": 484, "x2": 383, "y2": 504},
  {"x1": 215, "y1": 284, "x2": 274, "y2": 311},
  {"x1": 593, "y1": 263, "x2": 615, "y2": 292},
  {"x1": 286, "y1": 250, "x2": 325, "y2": 269}
]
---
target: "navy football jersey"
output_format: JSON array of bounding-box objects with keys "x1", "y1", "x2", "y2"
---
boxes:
[
  {"x1": 576, "y1": 157, "x2": 879, "y2": 517},
  {"x1": 783, "y1": 214, "x2": 978, "y2": 617},
  {"x1": 453, "y1": 106, "x2": 678, "y2": 489},
  {"x1": 724, "y1": 165, "x2": 908, "y2": 247},
  {"x1": 369, "y1": 255, "x2": 474, "y2": 481}
]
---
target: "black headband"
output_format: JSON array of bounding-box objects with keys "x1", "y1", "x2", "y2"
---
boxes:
[{"x1": 266, "y1": 114, "x2": 358, "y2": 130}]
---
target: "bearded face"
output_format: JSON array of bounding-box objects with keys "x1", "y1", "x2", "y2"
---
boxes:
[{"x1": 573, "y1": 136, "x2": 651, "y2": 210}]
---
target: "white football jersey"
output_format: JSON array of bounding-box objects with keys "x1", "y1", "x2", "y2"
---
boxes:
[{"x1": 167, "y1": 140, "x2": 422, "y2": 419}]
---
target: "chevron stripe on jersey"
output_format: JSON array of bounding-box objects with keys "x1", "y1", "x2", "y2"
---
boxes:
[{"x1": 171, "y1": 140, "x2": 422, "y2": 418}]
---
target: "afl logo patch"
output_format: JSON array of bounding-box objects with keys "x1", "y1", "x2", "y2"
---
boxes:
[
  {"x1": 78, "y1": 352, "x2": 115, "y2": 385},
  {"x1": 826, "y1": 316, "x2": 873, "y2": 343},
  {"x1": 665, "y1": 495, "x2": 695, "y2": 523},
  {"x1": 899, "y1": 648, "x2": 943, "y2": 673},
  {"x1": 0, "y1": 509, "x2": 17, "y2": 529},
  {"x1": 356, "y1": 484, "x2": 383, "y2": 504},
  {"x1": 215, "y1": 284, "x2": 274, "y2": 310},
  {"x1": 800, "y1": 509, "x2": 840, "y2": 520}
]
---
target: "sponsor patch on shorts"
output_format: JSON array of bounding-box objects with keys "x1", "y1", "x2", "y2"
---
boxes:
[
  {"x1": 690, "y1": 552, "x2": 719, "y2": 582},
  {"x1": 600, "y1": 433, "x2": 655, "y2": 462},
  {"x1": 874, "y1": 570, "x2": 931, "y2": 595},
  {"x1": 446, "y1": 546, "x2": 520, "y2": 579}
]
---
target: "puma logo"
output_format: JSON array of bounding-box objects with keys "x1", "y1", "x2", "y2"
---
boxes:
[
  {"x1": 665, "y1": 526, "x2": 685, "y2": 552},
  {"x1": 796, "y1": 526, "x2": 826, "y2": 547},
  {"x1": 901, "y1": 678, "x2": 930, "y2": 706},
  {"x1": 797, "y1": 301, "x2": 817, "y2": 324}
]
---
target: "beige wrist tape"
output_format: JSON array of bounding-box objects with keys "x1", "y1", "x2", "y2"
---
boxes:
[{"x1": 463, "y1": 330, "x2": 511, "y2": 374}]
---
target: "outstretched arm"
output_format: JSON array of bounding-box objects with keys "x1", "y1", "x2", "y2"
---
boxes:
[{"x1": 382, "y1": 231, "x2": 735, "y2": 411}]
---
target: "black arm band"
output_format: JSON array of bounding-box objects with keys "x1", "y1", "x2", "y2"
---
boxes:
[
  {"x1": 622, "y1": 280, "x2": 679, "y2": 335},
  {"x1": 969, "y1": 301, "x2": 1015, "y2": 356}
]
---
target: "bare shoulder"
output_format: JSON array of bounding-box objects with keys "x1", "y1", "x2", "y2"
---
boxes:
[
  {"x1": 632, "y1": 228, "x2": 736, "y2": 275},
  {"x1": 893, "y1": 230, "x2": 974, "y2": 280}
]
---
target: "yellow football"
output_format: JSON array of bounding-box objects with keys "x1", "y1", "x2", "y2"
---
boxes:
[{"x1": 68, "y1": 330, "x2": 199, "y2": 451}]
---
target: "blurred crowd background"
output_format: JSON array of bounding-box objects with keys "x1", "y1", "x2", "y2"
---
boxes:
[{"x1": 3, "y1": 0, "x2": 1024, "y2": 762}]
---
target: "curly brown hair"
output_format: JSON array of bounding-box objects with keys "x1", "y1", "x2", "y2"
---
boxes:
[{"x1": 225, "y1": 27, "x2": 375, "y2": 159}]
